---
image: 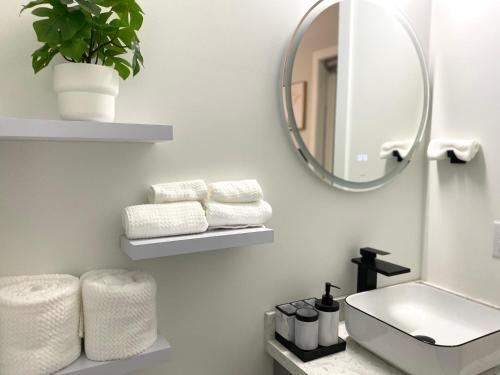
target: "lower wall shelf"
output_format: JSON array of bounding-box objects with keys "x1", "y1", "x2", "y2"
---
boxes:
[
  {"x1": 121, "y1": 227, "x2": 274, "y2": 260},
  {"x1": 56, "y1": 335, "x2": 171, "y2": 375}
]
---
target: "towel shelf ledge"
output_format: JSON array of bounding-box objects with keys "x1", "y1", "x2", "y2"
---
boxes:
[
  {"x1": 0, "y1": 117, "x2": 173, "y2": 143},
  {"x1": 56, "y1": 335, "x2": 171, "y2": 375},
  {"x1": 121, "y1": 227, "x2": 274, "y2": 260}
]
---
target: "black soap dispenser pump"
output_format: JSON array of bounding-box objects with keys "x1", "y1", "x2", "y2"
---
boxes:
[{"x1": 315, "y1": 282, "x2": 340, "y2": 346}]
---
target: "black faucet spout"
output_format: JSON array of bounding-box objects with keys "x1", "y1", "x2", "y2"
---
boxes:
[{"x1": 352, "y1": 247, "x2": 411, "y2": 292}]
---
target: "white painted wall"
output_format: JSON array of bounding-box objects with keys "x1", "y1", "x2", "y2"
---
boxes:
[
  {"x1": 0, "y1": 1, "x2": 430, "y2": 374},
  {"x1": 424, "y1": 0, "x2": 500, "y2": 307}
]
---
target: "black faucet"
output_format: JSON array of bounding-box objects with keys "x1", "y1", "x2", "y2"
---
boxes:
[{"x1": 351, "y1": 247, "x2": 411, "y2": 293}]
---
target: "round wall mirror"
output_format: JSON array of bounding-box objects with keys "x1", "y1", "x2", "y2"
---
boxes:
[{"x1": 282, "y1": 0, "x2": 430, "y2": 191}]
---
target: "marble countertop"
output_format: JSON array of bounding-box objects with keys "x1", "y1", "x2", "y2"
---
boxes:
[
  {"x1": 265, "y1": 312, "x2": 500, "y2": 375},
  {"x1": 265, "y1": 312, "x2": 403, "y2": 375}
]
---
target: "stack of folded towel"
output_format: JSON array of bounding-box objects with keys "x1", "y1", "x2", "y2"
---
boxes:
[
  {"x1": 123, "y1": 179, "x2": 209, "y2": 240},
  {"x1": 122, "y1": 179, "x2": 273, "y2": 240},
  {"x1": 205, "y1": 179, "x2": 273, "y2": 229}
]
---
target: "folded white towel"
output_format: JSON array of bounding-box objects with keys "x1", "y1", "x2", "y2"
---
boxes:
[
  {"x1": 208, "y1": 179, "x2": 264, "y2": 203},
  {"x1": 148, "y1": 179, "x2": 208, "y2": 203},
  {"x1": 123, "y1": 202, "x2": 209, "y2": 240},
  {"x1": 0, "y1": 274, "x2": 81, "y2": 375},
  {"x1": 427, "y1": 139, "x2": 480, "y2": 162},
  {"x1": 81, "y1": 269, "x2": 157, "y2": 361},
  {"x1": 205, "y1": 200, "x2": 272, "y2": 228},
  {"x1": 380, "y1": 140, "x2": 414, "y2": 160}
]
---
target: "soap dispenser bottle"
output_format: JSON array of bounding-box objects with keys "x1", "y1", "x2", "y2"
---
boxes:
[{"x1": 315, "y1": 282, "x2": 340, "y2": 346}]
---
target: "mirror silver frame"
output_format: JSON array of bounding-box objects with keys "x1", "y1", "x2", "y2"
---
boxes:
[{"x1": 281, "y1": 0, "x2": 430, "y2": 192}]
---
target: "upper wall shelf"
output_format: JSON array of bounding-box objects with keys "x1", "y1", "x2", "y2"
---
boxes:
[
  {"x1": 55, "y1": 335, "x2": 171, "y2": 375},
  {"x1": 121, "y1": 227, "x2": 274, "y2": 260},
  {"x1": 0, "y1": 117, "x2": 173, "y2": 143}
]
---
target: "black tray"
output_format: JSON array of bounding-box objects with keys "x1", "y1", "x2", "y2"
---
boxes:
[{"x1": 275, "y1": 332, "x2": 346, "y2": 362}]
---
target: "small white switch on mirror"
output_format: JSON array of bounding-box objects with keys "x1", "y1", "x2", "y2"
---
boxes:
[{"x1": 493, "y1": 221, "x2": 500, "y2": 259}]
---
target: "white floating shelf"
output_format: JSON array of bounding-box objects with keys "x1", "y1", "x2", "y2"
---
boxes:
[
  {"x1": 0, "y1": 117, "x2": 172, "y2": 143},
  {"x1": 121, "y1": 227, "x2": 274, "y2": 260},
  {"x1": 56, "y1": 335, "x2": 171, "y2": 375}
]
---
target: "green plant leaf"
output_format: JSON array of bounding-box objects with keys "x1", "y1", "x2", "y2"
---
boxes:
[
  {"x1": 120, "y1": 0, "x2": 144, "y2": 15},
  {"x1": 108, "y1": 18, "x2": 126, "y2": 28},
  {"x1": 112, "y1": 56, "x2": 131, "y2": 67},
  {"x1": 75, "y1": 0, "x2": 100, "y2": 16},
  {"x1": 33, "y1": 11, "x2": 86, "y2": 44},
  {"x1": 23, "y1": 0, "x2": 144, "y2": 78},
  {"x1": 117, "y1": 28, "x2": 135, "y2": 48},
  {"x1": 32, "y1": 19, "x2": 61, "y2": 44},
  {"x1": 113, "y1": 60, "x2": 131, "y2": 79},
  {"x1": 132, "y1": 56, "x2": 140, "y2": 75},
  {"x1": 131, "y1": 40, "x2": 143, "y2": 76},
  {"x1": 92, "y1": 10, "x2": 112, "y2": 25},
  {"x1": 32, "y1": 43, "x2": 58, "y2": 73},
  {"x1": 20, "y1": 0, "x2": 50, "y2": 14},
  {"x1": 110, "y1": 2, "x2": 131, "y2": 24},
  {"x1": 132, "y1": 2, "x2": 144, "y2": 14},
  {"x1": 132, "y1": 42, "x2": 143, "y2": 64},
  {"x1": 103, "y1": 49, "x2": 121, "y2": 58},
  {"x1": 130, "y1": 10, "x2": 143, "y2": 30},
  {"x1": 107, "y1": 43, "x2": 126, "y2": 54},
  {"x1": 89, "y1": 20, "x2": 117, "y2": 32},
  {"x1": 95, "y1": 0, "x2": 119, "y2": 7},
  {"x1": 60, "y1": 37, "x2": 87, "y2": 60},
  {"x1": 76, "y1": 23, "x2": 92, "y2": 39},
  {"x1": 31, "y1": 7, "x2": 53, "y2": 17}
]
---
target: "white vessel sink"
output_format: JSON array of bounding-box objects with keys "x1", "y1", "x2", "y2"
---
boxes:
[{"x1": 345, "y1": 282, "x2": 500, "y2": 375}]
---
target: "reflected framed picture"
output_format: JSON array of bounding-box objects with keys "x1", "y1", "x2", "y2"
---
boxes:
[{"x1": 291, "y1": 81, "x2": 307, "y2": 130}]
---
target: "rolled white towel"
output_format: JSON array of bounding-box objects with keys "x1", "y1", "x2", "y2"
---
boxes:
[
  {"x1": 0, "y1": 274, "x2": 81, "y2": 375},
  {"x1": 208, "y1": 179, "x2": 264, "y2": 203},
  {"x1": 81, "y1": 269, "x2": 157, "y2": 361},
  {"x1": 380, "y1": 140, "x2": 414, "y2": 160},
  {"x1": 205, "y1": 200, "x2": 272, "y2": 228},
  {"x1": 427, "y1": 139, "x2": 480, "y2": 162},
  {"x1": 123, "y1": 202, "x2": 209, "y2": 240},
  {"x1": 148, "y1": 179, "x2": 207, "y2": 203}
]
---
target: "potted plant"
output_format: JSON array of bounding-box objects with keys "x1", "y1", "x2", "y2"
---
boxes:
[{"x1": 22, "y1": 0, "x2": 144, "y2": 122}]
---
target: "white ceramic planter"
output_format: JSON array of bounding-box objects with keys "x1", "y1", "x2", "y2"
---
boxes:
[{"x1": 53, "y1": 63, "x2": 119, "y2": 122}]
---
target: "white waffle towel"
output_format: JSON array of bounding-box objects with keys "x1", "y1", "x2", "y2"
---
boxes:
[
  {"x1": 427, "y1": 139, "x2": 480, "y2": 162},
  {"x1": 205, "y1": 200, "x2": 272, "y2": 228},
  {"x1": 208, "y1": 179, "x2": 263, "y2": 203},
  {"x1": 380, "y1": 140, "x2": 414, "y2": 159},
  {"x1": 81, "y1": 269, "x2": 157, "y2": 361},
  {"x1": 148, "y1": 179, "x2": 207, "y2": 203},
  {"x1": 123, "y1": 202, "x2": 209, "y2": 239},
  {"x1": 0, "y1": 274, "x2": 81, "y2": 375}
]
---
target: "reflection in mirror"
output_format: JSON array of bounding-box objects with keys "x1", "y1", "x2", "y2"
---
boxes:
[
  {"x1": 293, "y1": 4, "x2": 340, "y2": 173},
  {"x1": 284, "y1": 0, "x2": 429, "y2": 191}
]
